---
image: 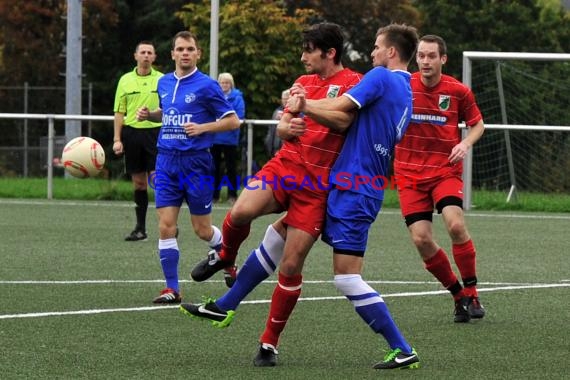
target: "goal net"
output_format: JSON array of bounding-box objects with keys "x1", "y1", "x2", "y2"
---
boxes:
[{"x1": 462, "y1": 52, "x2": 570, "y2": 209}]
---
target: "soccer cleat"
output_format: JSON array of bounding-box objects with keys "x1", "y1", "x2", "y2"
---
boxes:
[
  {"x1": 454, "y1": 296, "x2": 471, "y2": 323},
  {"x1": 223, "y1": 264, "x2": 238, "y2": 288},
  {"x1": 152, "y1": 288, "x2": 181, "y2": 304},
  {"x1": 179, "y1": 298, "x2": 235, "y2": 328},
  {"x1": 373, "y1": 348, "x2": 419, "y2": 370},
  {"x1": 253, "y1": 343, "x2": 278, "y2": 367},
  {"x1": 125, "y1": 229, "x2": 147, "y2": 241},
  {"x1": 190, "y1": 249, "x2": 233, "y2": 282},
  {"x1": 468, "y1": 296, "x2": 486, "y2": 319}
]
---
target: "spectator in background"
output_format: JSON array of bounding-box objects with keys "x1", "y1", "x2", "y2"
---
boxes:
[
  {"x1": 113, "y1": 41, "x2": 163, "y2": 242},
  {"x1": 212, "y1": 72, "x2": 245, "y2": 205},
  {"x1": 264, "y1": 89, "x2": 290, "y2": 157}
]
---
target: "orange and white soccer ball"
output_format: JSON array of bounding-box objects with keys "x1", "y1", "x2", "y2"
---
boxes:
[{"x1": 61, "y1": 136, "x2": 105, "y2": 178}]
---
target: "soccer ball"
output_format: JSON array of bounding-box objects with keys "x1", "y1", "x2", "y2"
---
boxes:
[{"x1": 61, "y1": 136, "x2": 105, "y2": 178}]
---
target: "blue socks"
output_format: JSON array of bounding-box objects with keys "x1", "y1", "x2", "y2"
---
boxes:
[
  {"x1": 216, "y1": 225, "x2": 285, "y2": 311},
  {"x1": 334, "y1": 274, "x2": 412, "y2": 353},
  {"x1": 158, "y1": 238, "x2": 180, "y2": 292},
  {"x1": 158, "y1": 226, "x2": 220, "y2": 293}
]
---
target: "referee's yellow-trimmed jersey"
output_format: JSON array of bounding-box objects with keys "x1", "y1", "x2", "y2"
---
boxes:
[{"x1": 113, "y1": 67, "x2": 163, "y2": 128}]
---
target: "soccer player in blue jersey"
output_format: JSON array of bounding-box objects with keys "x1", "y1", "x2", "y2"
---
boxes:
[
  {"x1": 136, "y1": 31, "x2": 240, "y2": 303},
  {"x1": 288, "y1": 23, "x2": 420, "y2": 369}
]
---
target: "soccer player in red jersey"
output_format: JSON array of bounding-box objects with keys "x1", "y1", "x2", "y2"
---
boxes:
[
  {"x1": 394, "y1": 34, "x2": 486, "y2": 323},
  {"x1": 181, "y1": 23, "x2": 362, "y2": 364}
]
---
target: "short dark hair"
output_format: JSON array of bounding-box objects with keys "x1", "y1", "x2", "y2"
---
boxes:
[
  {"x1": 376, "y1": 23, "x2": 419, "y2": 64},
  {"x1": 419, "y1": 34, "x2": 447, "y2": 56},
  {"x1": 302, "y1": 22, "x2": 345, "y2": 64},
  {"x1": 135, "y1": 40, "x2": 154, "y2": 52},
  {"x1": 172, "y1": 31, "x2": 200, "y2": 50}
]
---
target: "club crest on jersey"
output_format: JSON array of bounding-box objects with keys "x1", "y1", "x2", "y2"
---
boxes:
[
  {"x1": 327, "y1": 85, "x2": 341, "y2": 98},
  {"x1": 185, "y1": 93, "x2": 196, "y2": 103},
  {"x1": 439, "y1": 95, "x2": 451, "y2": 111}
]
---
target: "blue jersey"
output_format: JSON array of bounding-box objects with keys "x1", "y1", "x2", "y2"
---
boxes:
[
  {"x1": 330, "y1": 67, "x2": 412, "y2": 200},
  {"x1": 157, "y1": 69, "x2": 236, "y2": 151}
]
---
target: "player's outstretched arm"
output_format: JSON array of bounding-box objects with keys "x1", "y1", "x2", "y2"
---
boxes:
[{"x1": 304, "y1": 96, "x2": 356, "y2": 132}]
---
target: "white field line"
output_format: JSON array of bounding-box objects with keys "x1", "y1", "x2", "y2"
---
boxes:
[
  {"x1": 1, "y1": 282, "x2": 568, "y2": 320},
  {"x1": 1, "y1": 198, "x2": 570, "y2": 219},
  {"x1": 0, "y1": 280, "x2": 541, "y2": 286}
]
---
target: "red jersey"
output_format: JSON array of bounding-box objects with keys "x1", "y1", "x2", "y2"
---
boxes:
[
  {"x1": 277, "y1": 68, "x2": 362, "y2": 183},
  {"x1": 394, "y1": 72, "x2": 482, "y2": 182}
]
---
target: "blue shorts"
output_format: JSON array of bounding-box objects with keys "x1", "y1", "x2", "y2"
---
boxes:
[
  {"x1": 153, "y1": 150, "x2": 214, "y2": 215},
  {"x1": 322, "y1": 188, "x2": 383, "y2": 253}
]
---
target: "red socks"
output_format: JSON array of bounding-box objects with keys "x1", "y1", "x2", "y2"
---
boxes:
[
  {"x1": 453, "y1": 239, "x2": 478, "y2": 297},
  {"x1": 260, "y1": 272, "x2": 302, "y2": 347},
  {"x1": 219, "y1": 213, "x2": 251, "y2": 263},
  {"x1": 424, "y1": 248, "x2": 459, "y2": 289},
  {"x1": 425, "y1": 241, "x2": 479, "y2": 299}
]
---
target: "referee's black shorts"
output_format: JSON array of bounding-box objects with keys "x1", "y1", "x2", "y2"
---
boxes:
[{"x1": 121, "y1": 125, "x2": 160, "y2": 174}]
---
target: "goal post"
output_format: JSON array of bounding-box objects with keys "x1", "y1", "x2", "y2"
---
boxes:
[{"x1": 462, "y1": 51, "x2": 570, "y2": 210}]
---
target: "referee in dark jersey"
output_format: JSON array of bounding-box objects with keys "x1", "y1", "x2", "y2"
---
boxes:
[{"x1": 113, "y1": 41, "x2": 163, "y2": 241}]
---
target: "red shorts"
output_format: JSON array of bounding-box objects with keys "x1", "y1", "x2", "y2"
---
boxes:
[
  {"x1": 253, "y1": 157, "x2": 326, "y2": 238},
  {"x1": 398, "y1": 175, "x2": 463, "y2": 217}
]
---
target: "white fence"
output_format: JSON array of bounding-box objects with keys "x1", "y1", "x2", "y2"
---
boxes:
[
  {"x1": 0, "y1": 113, "x2": 276, "y2": 199},
  {"x1": 2, "y1": 113, "x2": 569, "y2": 203}
]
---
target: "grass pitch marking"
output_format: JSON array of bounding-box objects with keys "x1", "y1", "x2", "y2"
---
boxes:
[{"x1": 1, "y1": 282, "x2": 568, "y2": 320}]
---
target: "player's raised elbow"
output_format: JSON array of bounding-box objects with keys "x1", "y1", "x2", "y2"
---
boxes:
[{"x1": 329, "y1": 121, "x2": 351, "y2": 133}]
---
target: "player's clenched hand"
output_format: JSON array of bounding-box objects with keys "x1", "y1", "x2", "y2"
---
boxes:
[
  {"x1": 184, "y1": 122, "x2": 203, "y2": 136},
  {"x1": 287, "y1": 117, "x2": 306, "y2": 137},
  {"x1": 287, "y1": 84, "x2": 306, "y2": 114},
  {"x1": 449, "y1": 141, "x2": 470, "y2": 164},
  {"x1": 136, "y1": 106, "x2": 150, "y2": 121},
  {"x1": 289, "y1": 83, "x2": 306, "y2": 97}
]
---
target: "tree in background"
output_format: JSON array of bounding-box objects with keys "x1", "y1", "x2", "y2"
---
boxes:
[
  {"x1": 0, "y1": 1, "x2": 66, "y2": 88},
  {"x1": 92, "y1": 0, "x2": 187, "y2": 116},
  {"x1": 0, "y1": 0, "x2": 118, "y2": 152},
  {"x1": 176, "y1": 0, "x2": 313, "y2": 169},
  {"x1": 1, "y1": 0, "x2": 568, "y2": 116},
  {"x1": 0, "y1": 0, "x2": 117, "y2": 91},
  {"x1": 1, "y1": 0, "x2": 570, "y2": 178},
  {"x1": 414, "y1": 0, "x2": 570, "y2": 77},
  {"x1": 177, "y1": 0, "x2": 312, "y2": 119}
]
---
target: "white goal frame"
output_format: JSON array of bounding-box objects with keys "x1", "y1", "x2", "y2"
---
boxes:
[{"x1": 461, "y1": 51, "x2": 570, "y2": 210}]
